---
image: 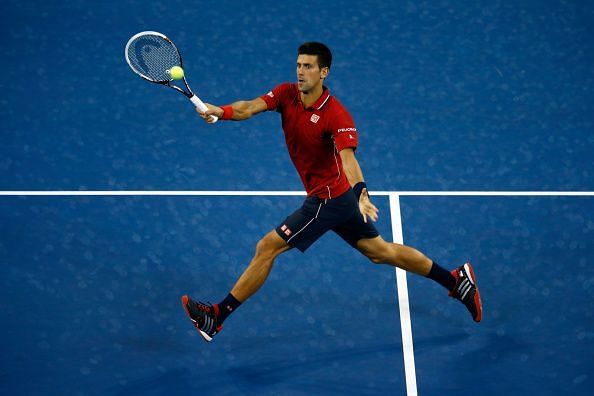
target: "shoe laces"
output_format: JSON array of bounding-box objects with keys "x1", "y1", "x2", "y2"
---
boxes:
[{"x1": 191, "y1": 300, "x2": 213, "y2": 314}]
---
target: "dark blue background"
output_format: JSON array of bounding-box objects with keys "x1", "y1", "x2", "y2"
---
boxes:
[
  {"x1": 1, "y1": 0, "x2": 593, "y2": 395},
  {"x1": 2, "y1": 0, "x2": 593, "y2": 191}
]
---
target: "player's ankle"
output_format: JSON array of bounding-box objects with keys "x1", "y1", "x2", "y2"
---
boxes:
[
  {"x1": 216, "y1": 293, "x2": 242, "y2": 323},
  {"x1": 425, "y1": 261, "x2": 457, "y2": 291}
]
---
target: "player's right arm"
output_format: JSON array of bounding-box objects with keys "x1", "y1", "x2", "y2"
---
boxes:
[
  {"x1": 199, "y1": 83, "x2": 292, "y2": 124},
  {"x1": 197, "y1": 97, "x2": 268, "y2": 123}
]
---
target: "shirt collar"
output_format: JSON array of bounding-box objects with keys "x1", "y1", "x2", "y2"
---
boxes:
[{"x1": 299, "y1": 85, "x2": 332, "y2": 110}]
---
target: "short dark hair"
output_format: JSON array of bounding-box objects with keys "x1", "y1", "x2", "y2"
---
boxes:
[{"x1": 298, "y1": 42, "x2": 332, "y2": 70}]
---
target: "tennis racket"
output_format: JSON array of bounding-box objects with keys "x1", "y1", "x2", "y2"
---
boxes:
[{"x1": 125, "y1": 31, "x2": 218, "y2": 122}]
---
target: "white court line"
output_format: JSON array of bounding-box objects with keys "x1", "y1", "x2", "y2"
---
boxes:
[
  {"x1": 378, "y1": 191, "x2": 594, "y2": 196},
  {"x1": 389, "y1": 193, "x2": 418, "y2": 396},
  {"x1": 0, "y1": 190, "x2": 593, "y2": 196},
  {"x1": 0, "y1": 191, "x2": 307, "y2": 196}
]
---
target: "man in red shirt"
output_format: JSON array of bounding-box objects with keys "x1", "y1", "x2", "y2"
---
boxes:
[{"x1": 181, "y1": 42, "x2": 482, "y2": 342}]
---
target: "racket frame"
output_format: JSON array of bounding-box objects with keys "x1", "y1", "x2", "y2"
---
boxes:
[{"x1": 125, "y1": 31, "x2": 218, "y2": 122}]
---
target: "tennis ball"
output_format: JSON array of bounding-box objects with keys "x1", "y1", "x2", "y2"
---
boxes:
[{"x1": 168, "y1": 66, "x2": 184, "y2": 80}]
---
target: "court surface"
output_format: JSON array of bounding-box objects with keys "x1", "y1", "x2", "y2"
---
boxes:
[{"x1": 2, "y1": 0, "x2": 594, "y2": 395}]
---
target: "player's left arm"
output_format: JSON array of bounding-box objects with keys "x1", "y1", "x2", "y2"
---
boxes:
[{"x1": 339, "y1": 148, "x2": 379, "y2": 223}]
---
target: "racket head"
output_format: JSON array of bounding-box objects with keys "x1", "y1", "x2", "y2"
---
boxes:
[{"x1": 125, "y1": 31, "x2": 183, "y2": 83}]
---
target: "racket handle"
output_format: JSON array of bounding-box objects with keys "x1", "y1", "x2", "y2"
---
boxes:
[{"x1": 190, "y1": 95, "x2": 219, "y2": 123}]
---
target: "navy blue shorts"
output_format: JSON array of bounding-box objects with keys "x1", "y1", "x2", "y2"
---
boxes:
[{"x1": 275, "y1": 188, "x2": 380, "y2": 252}]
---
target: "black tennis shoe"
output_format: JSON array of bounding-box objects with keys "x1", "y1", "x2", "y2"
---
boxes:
[
  {"x1": 181, "y1": 295, "x2": 222, "y2": 342},
  {"x1": 449, "y1": 263, "x2": 483, "y2": 322}
]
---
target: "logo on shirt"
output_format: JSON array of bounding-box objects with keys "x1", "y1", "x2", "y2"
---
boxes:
[
  {"x1": 337, "y1": 127, "x2": 357, "y2": 133},
  {"x1": 310, "y1": 114, "x2": 320, "y2": 123},
  {"x1": 281, "y1": 224, "x2": 292, "y2": 236},
  {"x1": 267, "y1": 91, "x2": 274, "y2": 98}
]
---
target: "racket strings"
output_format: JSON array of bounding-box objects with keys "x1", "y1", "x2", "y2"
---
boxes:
[{"x1": 126, "y1": 34, "x2": 181, "y2": 83}]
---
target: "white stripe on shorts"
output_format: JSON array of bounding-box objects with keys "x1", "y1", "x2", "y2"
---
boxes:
[{"x1": 287, "y1": 202, "x2": 323, "y2": 244}]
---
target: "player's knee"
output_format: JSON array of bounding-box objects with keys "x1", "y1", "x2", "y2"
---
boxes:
[
  {"x1": 368, "y1": 255, "x2": 384, "y2": 264},
  {"x1": 254, "y1": 232, "x2": 285, "y2": 260},
  {"x1": 365, "y1": 243, "x2": 398, "y2": 265},
  {"x1": 369, "y1": 251, "x2": 390, "y2": 264},
  {"x1": 254, "y1": 237, "x2": 273, "y2": 259},
  {"x1": 362, "y1": 247, "x2": 386, "y2": 264}
]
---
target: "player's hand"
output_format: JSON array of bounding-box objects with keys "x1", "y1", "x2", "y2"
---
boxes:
[
  {"x1": 359, "y1": 188, "x2": 379, "y2": 223},
  {"x1": 197, "y1": 103, "x2": 223, "y2": 124}
]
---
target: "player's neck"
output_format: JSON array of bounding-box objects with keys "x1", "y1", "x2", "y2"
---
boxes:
[{"x1": 300, "y1": 83, "x2": 324, "y2": 108}]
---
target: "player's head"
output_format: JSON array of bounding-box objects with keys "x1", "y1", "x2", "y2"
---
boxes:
[
  {"x1": 298, "y1": 42, "x2": 332, "y2": 70},
  {"x1": 296, "y1": 42, "x2": 332, "y2": 93}
]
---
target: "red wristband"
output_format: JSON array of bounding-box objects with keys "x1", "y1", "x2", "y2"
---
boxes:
[{"x1": 221, "y1": 105, "x2": 234, "y2": 120}]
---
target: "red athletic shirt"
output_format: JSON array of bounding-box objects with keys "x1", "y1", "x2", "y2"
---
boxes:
[{"x1": 260, "y1": 83, "x2": 358, "y2": 199}]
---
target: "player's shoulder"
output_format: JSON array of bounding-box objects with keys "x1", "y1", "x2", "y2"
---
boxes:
[
  {"x1": 274, "y1": 81, "x2": 298, "y2": 92},
  {"x1": 269, "y1": 82, "x2": 298, "y2": 101},
  {"x1": 325, "y1": 95, "x2": 353, "y2": 118}
]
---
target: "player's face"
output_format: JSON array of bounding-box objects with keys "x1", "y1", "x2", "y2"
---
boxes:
[{"x1": 296, "y1": 54, "x2": 328, "y2": 93}]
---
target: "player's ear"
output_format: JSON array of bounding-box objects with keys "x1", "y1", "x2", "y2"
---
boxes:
[{"x1": 321, "y1": 66, "x2": 329, "y2": 79}]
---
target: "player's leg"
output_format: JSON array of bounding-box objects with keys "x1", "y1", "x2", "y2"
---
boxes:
[
  {"x1": 353, "y1": 235, "x2": 455, "y2": 296},
  {"x1": 332, "y1": 190, "x2": 482, "y2": 322},
  {"x1": 355, "y1": 235, "x2": 433, "y2": 275},
  {"x1": 229, "y1": 230, "x2": 292, "y2": 302},
  {"x1": 181, "y1": 230, "x2": 290, "y2": 342},
  {"x1": 182, "y1": 195, "x2": 336, "y2": 342},
  {"x1": 356, "y1": 236, "x2": 482, "y2": 322},
  {"x1": 220, "y1": 194, "x2": 354, "y2": 321}
]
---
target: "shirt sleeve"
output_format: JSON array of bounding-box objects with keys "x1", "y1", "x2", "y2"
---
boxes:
[
  {"x1": 260, "y1": 82, "x2": 293, "y2": 111},
  {"x1": 328, "y1": 107, "x2": 359, "y2": 151}
]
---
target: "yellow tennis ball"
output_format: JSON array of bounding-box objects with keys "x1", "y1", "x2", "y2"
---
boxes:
[{"x1": 168, "y1": 66, "x2": 184, "y2": 80}]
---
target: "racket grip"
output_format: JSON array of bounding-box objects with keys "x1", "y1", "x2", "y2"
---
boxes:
[{"x1": 190, "y1": 95, "x2": 219, "y2": 123}]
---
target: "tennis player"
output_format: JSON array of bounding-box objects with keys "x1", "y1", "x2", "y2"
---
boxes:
[{"x1": 181, "y1": 42, "x2": 482, "y2": 342}]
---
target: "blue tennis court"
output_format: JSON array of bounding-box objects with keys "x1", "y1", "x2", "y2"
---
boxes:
[{"x1": 2, "y1": 0, "x2": 593, "y2": 395}]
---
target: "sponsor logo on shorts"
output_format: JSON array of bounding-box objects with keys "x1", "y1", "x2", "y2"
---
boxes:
[
  {"x1": 310, "y1": 114, "x2": 320, "y2": 123},
  {"x1": 281, "y1": 224, "x2": 292, "y2": 236}
]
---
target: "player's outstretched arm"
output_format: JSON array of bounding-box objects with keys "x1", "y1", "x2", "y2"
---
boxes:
[
  {"x1": 339, "y1": 148, "x2": 379, "y2": 223},
  {"x1": 197, "y1": 97, "x2": 268, "y2": 123}
]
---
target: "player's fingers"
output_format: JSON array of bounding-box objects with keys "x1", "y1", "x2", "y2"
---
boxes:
[
  {"x1": 205, "y1": 105, "x2": 223, "y2": 118},
  {"x1": 196, "y1": 110, "x2": 211, "y2": 122},
  {"x1": 364, "y1": 201, "x2": 378, "y2": 213},
  {"x1": 366, "y1": 204, "x2": 378, "y2": 222},
  {"x1": 365, "y1": 208, "x2": 376, "y2": 222}
]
